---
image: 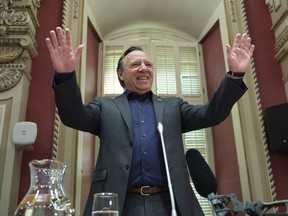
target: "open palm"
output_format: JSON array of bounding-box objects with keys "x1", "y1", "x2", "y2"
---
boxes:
[
  {"x1": 227, "y1": 33, "x2": 255, "y2": 73},
  {"x1": 46, "y1": 27, "x2": 84, "y2": 73}
]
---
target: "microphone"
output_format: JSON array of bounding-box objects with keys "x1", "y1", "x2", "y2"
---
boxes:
[
  {"x1": 157, "y1": 122, "x2": 177, "y2": 216},
  {"x1": 185, "y1": 149, "x2": 229, "y2": 216},
  {"x1": 185, "y1": 149, "x2": 217, "y2": 197}
]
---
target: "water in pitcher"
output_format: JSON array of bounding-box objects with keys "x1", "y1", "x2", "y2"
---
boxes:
[
  {"x1": 14, "y1": 193, "x2": 75, "y2": 216},
  {"x1": 14, "y1": 159, "x2": 75, "y2": 216}
]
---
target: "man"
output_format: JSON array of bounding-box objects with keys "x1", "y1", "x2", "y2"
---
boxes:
[{"x1": 46, "y1": 27, "x2": 255, "y2": 216}]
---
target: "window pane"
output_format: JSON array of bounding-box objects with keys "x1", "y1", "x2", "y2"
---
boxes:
[
  {"x1": 154, "y1": 45, "x2": 177, "y2": 95},
  {"x1": 103, "y1": 45, "x2": 124, "y2": 95},
  {"x1": 179, "y1": 46, "x2": 201, "y2": 97}
]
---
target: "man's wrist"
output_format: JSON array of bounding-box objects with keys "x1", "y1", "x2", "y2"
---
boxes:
[
  {"x1": 54, "y1": 71, "x2": 75, "y2": 85},
  {"x1": 227, "y1": 71, "x2": 245, "y2": 79}
]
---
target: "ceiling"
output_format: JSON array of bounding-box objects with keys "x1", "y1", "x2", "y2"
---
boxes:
[{"x1": 87, "y1": 0, "x2": 222, "y2": 40}]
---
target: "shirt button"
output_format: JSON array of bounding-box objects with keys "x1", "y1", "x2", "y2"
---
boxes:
[
  {"x1": 142, "y1": 134, "x2": 146, "y2": 137},
  {"x1": 141, "y1": 120, "x2": 144, "y2": 124},
  {"x1": 143, "y1": 151, "x2": 147, "y2": 155}
]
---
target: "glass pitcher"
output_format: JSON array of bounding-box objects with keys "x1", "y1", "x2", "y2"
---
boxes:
[{"x1": 14, "y1": 159, "x2": 75, "y2": 216}]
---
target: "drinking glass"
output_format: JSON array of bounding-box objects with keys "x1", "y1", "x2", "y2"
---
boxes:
[{"x1": 92, "y1": 192, "x2": 119, "y2": 216}]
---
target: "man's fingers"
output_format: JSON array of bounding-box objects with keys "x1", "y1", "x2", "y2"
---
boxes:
[
  {"x1": 232, "y1": 33, "x2": 255, "y2": 56},
  {"x1": 45, "y1": 38, "x2": 55, "y2": 54},
  {"x1": 232, "y1": 33, "x2": 241, "y2": 49},
  {"x1": 65, "y1": 28, "x2": 72, "y2": 47},
  {"x1": 56, "y1": 27, "x2": 66, "y2": 46},
  {"x1": 50, "y1": 30, "x2": 59, "y2": 48},
  {"x1": 75, "y1": 44, "x2": 84, "y2": 60},
  {"x1": 226, "y1": 44, "x2": 232, "y2": 55},
  {"x1": 248, "y1": 44, "x2": 255, "y2": 57}
]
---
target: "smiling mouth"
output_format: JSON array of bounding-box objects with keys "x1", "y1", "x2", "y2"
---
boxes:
[{"x1": 136, "y1": 76, "x2": 149, "y2": 80}]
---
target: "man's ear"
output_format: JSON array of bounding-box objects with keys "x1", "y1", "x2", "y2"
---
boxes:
[{"x1": 118, "y1": 70, "x2": 123, "y2": 80}]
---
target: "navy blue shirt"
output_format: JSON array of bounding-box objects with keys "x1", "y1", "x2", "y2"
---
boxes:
[{"x1": 126, "y1": 91, "x2": 168, "y2": 187}]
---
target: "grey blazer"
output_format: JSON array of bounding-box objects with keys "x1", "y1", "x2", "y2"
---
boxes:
[{"x1": 53, "y1": 73, "x2": 247, "y2": 216}]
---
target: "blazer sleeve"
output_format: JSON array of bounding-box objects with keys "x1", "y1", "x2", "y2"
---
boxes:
[
  {"x1": 52, "y1": 72, "x2": 101, "y2": 135},
  {"x1": 180, "y1": 76, "x2": 247, "y2": 132}
]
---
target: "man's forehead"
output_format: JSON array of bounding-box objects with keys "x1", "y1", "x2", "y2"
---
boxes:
[{"x1": 125, "y1": 50, "x2": 151, "y2": 61}]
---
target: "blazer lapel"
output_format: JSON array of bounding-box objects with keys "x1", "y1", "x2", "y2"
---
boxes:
[{"x1": 114, "y1": 93, "x2": 133, "y2": 142}]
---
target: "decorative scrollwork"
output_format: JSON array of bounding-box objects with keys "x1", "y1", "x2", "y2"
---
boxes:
[
  {"x1": 230, "y1": 0, "x2": 237, "y2": 22},
  {"x1": 32, "y1": 0, "x2": 42, "y2": 8},
  {"x1": 0, "y1": 47, "x2": 23, "y2": 63},
  {"x1": 0, "y1": 26, "x2": 7, "y2": 36},
  {"x1": 0, "y1": 2, "x2": 26, "y2": 26},
  {"x1": 0, "y1": 68, "x2": 22, "y2": 91},
  {"x1": 73, "y1": 0, "x2": 79, "y2": 19},
  {"x1": 266, "y1": 0, "x2": 274, "y2": 12}
]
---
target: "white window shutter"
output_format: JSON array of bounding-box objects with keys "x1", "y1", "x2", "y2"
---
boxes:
[
  {"x1": 179, "y1": 46, "x2": 202, "y2": 97},
  {"x1": 154, "y1": 45, "x2": 177, "y2": 96},
  {"x1": 103, "y1": 45, "x2": 124, "y2": 96}
]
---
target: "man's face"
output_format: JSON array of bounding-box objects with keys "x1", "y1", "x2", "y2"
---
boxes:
[{"x1": 118, "y1": 50, "x2": 154, "y2": 95}]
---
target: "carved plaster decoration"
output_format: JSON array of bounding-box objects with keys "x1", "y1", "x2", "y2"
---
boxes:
[
  {"x1": 271, "y1": 10, "x2": 288, "y2": 36},
  {"x1": 32, "y1": 0, "x2": 42, "y2": 8},
  {"x1": 274, "y1": 27, "x2": 288, "y2": 61},
  {"x1": 273, "y1": 0, "x2": 281, "y2": 11},
  {"x1": 230, "y1": 0, "x2": 237, "y2": 22},
  {"x1": 0, "y1": 2, "x2": 26, "y2": 26},
  {"x1": 73, "y1": 0, "x2": 79, "y2": 19},
  {"x1": 283, "y1": 67, "x2": 288, "y2": 83},
  {"x1": 0, "y1": 68, "x2": 22, "y2": 90},
  {"x1": 0, "y1": 26, "x2": 7, "y2": 36},
  {"x1": 266, "y1": 0, "x2": 282, "y2": 12},
  {"x1": 0, "y1": 0, "x2": 42, "y2": 91},
  {"x1": 266, "y1": 0, "x2": 274, "y2": 12},
  {"x1": 0, "y1": 48, "x2": 31, "y2": 86},
  {"x1": 272, "y1": 10, "x2": 288, "y2": 62},
  {"x1": 0, "y1": 47, "x2": 23, "y2": 63}
]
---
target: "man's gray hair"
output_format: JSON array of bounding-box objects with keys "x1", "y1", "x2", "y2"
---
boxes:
[{"x1": 116, "y1": 46, "x2": 144, "y2": 88}]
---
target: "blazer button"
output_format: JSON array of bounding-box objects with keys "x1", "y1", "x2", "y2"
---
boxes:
[{"x1": 125, "y1": 164, "x2": 130, "y2": 170}]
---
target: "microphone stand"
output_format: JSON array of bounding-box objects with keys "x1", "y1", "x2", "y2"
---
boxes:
[
  {"x1": 208, "y1": 192, "x2": 288, "y2": 216},
  {"x1": 157, "y1": 122, "x2": 177, "y2": 216}
]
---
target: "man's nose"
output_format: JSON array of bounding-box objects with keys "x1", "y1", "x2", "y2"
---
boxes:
[{"x1": 138, "y1": 62, "x2": 148, "y2": 71}]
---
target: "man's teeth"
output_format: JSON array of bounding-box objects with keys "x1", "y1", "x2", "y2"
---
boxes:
[{"x1": 137, "y1": 77, "x2": 148, "y2": 80}]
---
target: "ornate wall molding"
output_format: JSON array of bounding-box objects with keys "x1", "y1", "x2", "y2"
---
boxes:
[
  {"x1": 73, "y1": 0, "x2": 79, "y2": 19},
  {"x1": 266, "y1": 0, "x2": 281, "y2": 13},
  {"x1": 241, "y1": 0, "x2": 277, "y2": 204},
  {"x1": 0, "y1": 1, "x2": 42, "y2": 215},
  {"x1": 229, "y1": 0, "x2": 237, "y2": 22},
  {"x1": 0, "y1": 0, "x2": 41, "y2": 91},
  {"x1": 272, "y1": 10, "x2": 288, "y2": 59},
  {"x1": 224, "y1": 0, "x2": 276, "y2": 207},
  {"x1": 266, "y1": 1, "x2": 288, "y2": 96}
]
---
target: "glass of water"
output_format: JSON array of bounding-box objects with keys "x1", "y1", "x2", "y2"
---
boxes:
[{"x1": 92, "y1": 192, "x2": 119, "y2": 216}]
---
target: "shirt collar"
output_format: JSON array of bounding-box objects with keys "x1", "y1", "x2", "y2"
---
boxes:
[{"x1": 125, "y1": 90, "x2": 152, "y2": 101}]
